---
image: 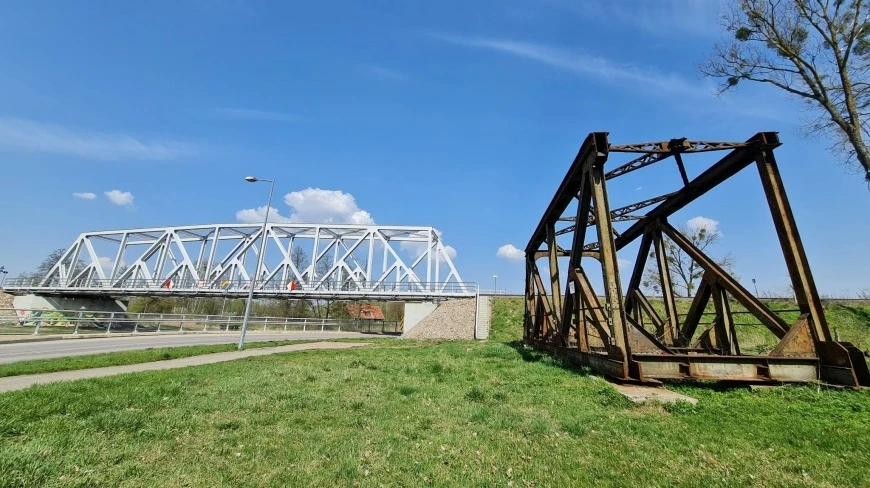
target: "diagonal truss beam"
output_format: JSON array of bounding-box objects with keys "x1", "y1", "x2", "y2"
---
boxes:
[{"x1": 12, "y1": 223, "x2": 471, "y2": 298}]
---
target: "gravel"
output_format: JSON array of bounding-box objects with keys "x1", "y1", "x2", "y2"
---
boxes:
[
  {"x1": 0, "y1": 293, "x2": 13, "y2": 309},
  {"x1": 402, "y1": 297, "x2": 477, "y2": 340}
]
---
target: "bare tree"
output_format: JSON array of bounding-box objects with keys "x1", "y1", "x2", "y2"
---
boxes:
[
  {"x1": 290, "y1": 246, "x2": 309, "y2": 274},
  {"x1": 18, "y1": 248, "x2": 72, "y2": 282},
  {"x1": 701, "y1": 0, "x2": 870, "y2": 185},
  {"x1": 642, "y1": 225, "x2": 735, "y2": 297}
]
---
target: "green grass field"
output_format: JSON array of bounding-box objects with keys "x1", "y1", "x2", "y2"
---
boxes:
[
  {"x1": 639, "y1": 298, "x2": 870, "y2": 354},
  {"x1": 1, "y1": 298, "x2": 869, "y2": 487},
  {"x1": 0, "y1": 340, "x2": 315, "y2": 378}
]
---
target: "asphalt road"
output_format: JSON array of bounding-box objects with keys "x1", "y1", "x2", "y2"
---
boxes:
[{"x1": 0, "y1": 332, "x2": 386, "y2": 364}]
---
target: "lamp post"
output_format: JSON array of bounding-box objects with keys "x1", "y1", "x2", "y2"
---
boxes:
[
  {"x1": 238, "y1": 176, "x2": 275, "y2": 350},
  {"x1": 751, "y1": 278, "x2": 758, "y2": 295},
  {"x1": 493, "y1": 274, "x2": 498, "y2": 294},
  {"x1": 0, "y1": 267, "x2": 7, "y2": 288}
]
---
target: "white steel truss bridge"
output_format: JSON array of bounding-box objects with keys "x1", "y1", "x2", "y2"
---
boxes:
[{"x1": 3, "y1": 223, "x2": 475, "y2": 301}]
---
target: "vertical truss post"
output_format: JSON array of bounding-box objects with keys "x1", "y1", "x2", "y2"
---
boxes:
[
  {"x1": 531, "y1": 259, "x2": 554, "y2": 339},
  {"x1": 755, "y1": 149, "x2": 831, "y2": 342},
  {"x1": 546, "y1": 223, "x2": 563, "y2": 327},
  {"x1": 673, "y1": 152, "x2": 690, "y2": 186},
  {"x1": 564, "y1": 174, "x2": 592, "y2": 345},
  {"x1": 623, "y1": 231, "x2": 653, "y2": 317},
  {"x1": 110, "y1": 233, "x2": 128, "y2": 282},
  {"x1": 590, "y1": 159, "x2": 628, "y2": 355},
  {"x1": 679, "y1": 275, "x2": 713, "y2": 346},
  {"x1": 712, "y1": 285, "x2": 739, "y2": 355},
  {"x1": 652, "y1": 225, "x2": 678, "y2": 344},
  {"x1": 524, "y1": 258, "x2": 535, "y2": 339}
]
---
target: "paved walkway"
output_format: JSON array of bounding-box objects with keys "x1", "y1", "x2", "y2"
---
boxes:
[
  {"x1": 0, "y1": 341, "x2": 369, "y2": 393},
  {"x1": 0, "y1": 332, "x2": 385, "y2": 363}
]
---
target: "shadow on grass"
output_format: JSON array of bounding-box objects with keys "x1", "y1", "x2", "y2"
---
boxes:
[
  {"x1": 503, "y1": 339, "x2": 590, "y2": 376},
  {"x1": 502, "y1": 339, "x2": 775, "y2": 393},
  {"x1": 836, "y1": 304, "x2": 870, "y2": 326}
]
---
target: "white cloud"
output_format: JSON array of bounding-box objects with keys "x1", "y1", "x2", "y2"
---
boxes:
[
  {"x1": 496, "y1": 244, "x2": 524, "y2": 262},
  {"x1": 97, "y1": 256, "x2": 114, "y2": 274},
  {"x1": 105, "y1": 190, "x2": 134, "y2": 206},
  {"x1": 550, "y1": 0, "x2": 725, "y2": 38},
  {"x1": 687, "y1": 216, "x2": 720, "y2": 235},
  {"x1": 283, "y1": 188, "x2": 375, "y2": 225},
  {"x1": 0, "y1": 117, "x2": 196, "y2": 161},
  {"x1": 429, "y1": 33, "x2": 710, "y2": 98},
  {"x1": 214, "y1": 108, "x2": 301, "y2": 122},
  {"x1": 442, "y1": 245, "x2": 457, "y2": 261},
  {"x1": 359, "y1": 64, "x2": 408, "y2": 82},
  {"x1": 235, "y1": 205, "x2": 292, "y2": 224},
  {"x1": 73, "y1": 192, "x2": 96, "y2": 200},
  {"x1": 400, "y1": 229, "x2": 458, "y2": 263},
  {"x1": 618, "y1": 258, "x2": 631, "y2": 268},
  {"x1": 235, "y1": 189, "x2": 457, "y2": 262},
  {"x1": 237, "y1": 188, "x2": 373, "y2": 225},
  {"x1": 427, "y1": 33, "x2": 791, "y2": 123}
]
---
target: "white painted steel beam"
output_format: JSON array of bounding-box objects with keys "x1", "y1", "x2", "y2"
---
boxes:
[{"x1": 11, "y1": 223, "x2": 473, "y2": 299}]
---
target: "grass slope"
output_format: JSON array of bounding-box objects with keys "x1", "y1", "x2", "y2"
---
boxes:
[
  {"x1": 0, "y1": 298, "x2": 867, "y2": 487},
  {"x1": 635, "y1": 299, "x2": 870, "y2": 354}
]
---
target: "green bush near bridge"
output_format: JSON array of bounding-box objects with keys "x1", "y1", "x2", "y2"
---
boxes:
[{"x1": 0, "y1": 298, "x2": 869, "y2": 487}]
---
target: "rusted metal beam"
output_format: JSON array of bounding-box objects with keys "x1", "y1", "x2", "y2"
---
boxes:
[
  {"x1": 529, "y1": 258, "x2": 555, "y2": 339},
  {"x1": 605, "y1": 151, "x2": 672, "y2": 179},
  {"x1": 590, "y1": 160, "x2": 629, "y2": 358},
  {"x1": 622, "y1": 230, "x2": 653, "y2": 314},
  {"x1": 525, "y1": 131, "x2": 867, "y2": 387},
  {"x1": 652, "y1": 226, "x2": 679, "y2": 345},
  {"x1": 661, "y1": 222, "x2": 789, "y2": 338},
  {"x1": 568, "y1": 174, "x2": 593, "y2": 270},
  {"x1": 526, "y1": 133, "x2": 608, "y2": 255},
  {"x1": 571, "y1": 268, "x2": 612, "y2": 345},
  {"x1": 674, "y1": 152, "x2": 690, "y2": 186},
  {"x1": 711, "y1": 285, "x2": 739, "y2": 356},
  {"x1": 605, "y1": 140, "x2": 749, "y2": 179},
  {"x1": 633, "y1": 289, "x2": 667, "y2": 339},
  {"x1": 546, "y1": 224, "x2": 563, "y2": 325},
  {"x1": 679, "y1": 274, "x2": 713, "y2": 345},
  {"x1": 609, "y1": 140, "x2": 748, "y2": 153},
  {"x1": 615, "y1": 133, "x2": 781, "y2": 250},
  {"x1": 755, "y1": 148, "x2": 831, "y2": 342}
]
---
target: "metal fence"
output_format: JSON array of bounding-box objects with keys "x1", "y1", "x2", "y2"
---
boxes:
[{"x1": 0, "y1": 308, "x2": 401, "y2": 336}]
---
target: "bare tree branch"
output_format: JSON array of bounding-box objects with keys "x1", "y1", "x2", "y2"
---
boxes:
[{"x1": 701, "y1": 0, "x2": 870, "y2": 186}]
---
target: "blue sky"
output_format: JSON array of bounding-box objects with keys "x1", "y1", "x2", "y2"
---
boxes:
[{"x1": 0, "y1": 0, "x2": 868, "y2": 296}]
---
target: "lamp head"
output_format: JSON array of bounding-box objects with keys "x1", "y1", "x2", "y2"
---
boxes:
[{"x1": 244, "y1": 176, "x2": 258, "y2": 182}]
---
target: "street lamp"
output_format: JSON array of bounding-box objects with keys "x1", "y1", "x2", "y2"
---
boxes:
[
  {"x1": 493, "y1": 274, "x2": 498, "y2": 294},
  {"x1": 238, "y1": 176, "x2": 275, "y2": 350},
  {"x1": 752, "y1": 278, "x2": 758, "y2": 295},
  {"x1": 0, "y1": 267, "x2": 7, "y2": 288}
]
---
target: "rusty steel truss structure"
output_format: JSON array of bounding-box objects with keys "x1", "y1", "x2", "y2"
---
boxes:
[{"x1": 524, "y1": 132, "x2": 869, "y2": 387}]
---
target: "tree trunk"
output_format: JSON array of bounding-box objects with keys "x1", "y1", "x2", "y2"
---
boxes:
[{"x1": 855, "y1": 142, "x2": 870, "y2": 184}]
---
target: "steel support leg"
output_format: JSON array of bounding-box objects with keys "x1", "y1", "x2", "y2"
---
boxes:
[{"x1": 755, "y1": 149, "x2": 831, "y2": 341}]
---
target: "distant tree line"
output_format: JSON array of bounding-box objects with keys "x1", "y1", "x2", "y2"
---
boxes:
[{"x1": 125, "y1": 296, "x2": 405, "y2": 322}]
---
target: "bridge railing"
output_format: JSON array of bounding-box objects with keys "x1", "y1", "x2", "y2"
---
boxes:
[
  {"x1": 0, "y1": 308, "x2": 402, "y2": 336},
  {"x1": 2, "y1": 278, "x2": 478, "y2": 296}
]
